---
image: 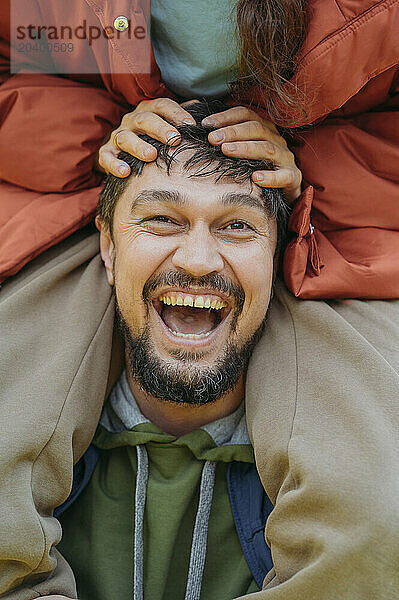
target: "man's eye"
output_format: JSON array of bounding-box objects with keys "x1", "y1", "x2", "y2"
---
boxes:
[
  {"x1": 149, "y1": 216, "x2": 173, "y2": 223},
  {"x1": 225, "y1": 221, "x2": 253, "y2": 231},
  {"x1": 142, "y1": 215, "x2": 179, "y2": 226},
  {"x1": 141, "y1": 215, "x2": 182, "y2": 234}
]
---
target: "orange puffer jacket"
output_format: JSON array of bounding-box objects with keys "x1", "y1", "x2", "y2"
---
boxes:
[{"x1": 0, "y1": 0, "x2": 398, "y2": 298}]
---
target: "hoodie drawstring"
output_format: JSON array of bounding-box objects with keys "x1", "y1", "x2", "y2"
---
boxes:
[
  {"x1": 134, "y1": 444, "x2": 149, "y2": 600},
  {"x1": 184, "y1": 460, "x2": 217, "y2": 600},
  {"x1": 133, "y1": 444, "x2": 217, "y2": 600}
]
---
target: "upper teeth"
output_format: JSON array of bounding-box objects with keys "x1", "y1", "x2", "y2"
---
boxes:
[{"x1": 159, "y1": 294, "x2": 227, "y2": 310}]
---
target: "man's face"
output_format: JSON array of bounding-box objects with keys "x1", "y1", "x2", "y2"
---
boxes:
[{"x1": 100, "y1": 158, "x2": 277, "y2": 404}]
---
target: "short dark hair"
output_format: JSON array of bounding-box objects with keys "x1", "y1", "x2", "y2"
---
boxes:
[{"x1": 97, "y1": 99, "x2": 289, "y2": 256}]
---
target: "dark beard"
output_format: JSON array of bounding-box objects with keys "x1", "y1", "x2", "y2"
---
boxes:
[{"x1": 116, "y1": 303, "x2": 267, "y2": 406}]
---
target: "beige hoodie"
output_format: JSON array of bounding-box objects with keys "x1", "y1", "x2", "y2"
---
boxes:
[{"x1": 0, "y1": 227, "x2": 398, "y2": 599}]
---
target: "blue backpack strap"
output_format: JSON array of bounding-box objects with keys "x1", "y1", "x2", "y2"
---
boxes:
[
  {"x1": 54, "y1": 444, "x2": 100, "y2": 518},
  {"x1": 227, "y1": 461, "x2": 274, "y2": 589}
]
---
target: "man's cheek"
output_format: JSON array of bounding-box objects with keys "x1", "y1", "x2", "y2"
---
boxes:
[{"x1": 115, "y1": 279, "x2": 144, "y2": 331}]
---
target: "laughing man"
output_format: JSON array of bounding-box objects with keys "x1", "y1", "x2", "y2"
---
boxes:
[{"x1": 55, "y1": 99, "x2": 288, "y2": 599}]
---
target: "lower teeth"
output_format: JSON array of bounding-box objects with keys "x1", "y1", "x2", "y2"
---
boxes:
[{"x1": 169, "y1": 329, "x2": 212, "y2": 339}]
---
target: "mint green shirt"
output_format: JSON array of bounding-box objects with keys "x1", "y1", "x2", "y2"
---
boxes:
[{"x1": 150, "y1": 0, "x2": 238, "y2": 98}]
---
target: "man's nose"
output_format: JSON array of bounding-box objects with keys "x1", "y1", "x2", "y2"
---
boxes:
[{"x1": 172, "y1": 226, "x2": 224, "y2": 277}]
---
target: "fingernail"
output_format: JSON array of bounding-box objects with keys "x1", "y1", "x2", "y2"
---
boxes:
[
  {"x1": 253, "y1": 173, "x2": 264, "y2": 182},
  {"x1": 223, "y1": 143, "x2": 237, "y2": 151},
  {"x1": 202, "y1": 118, "x2": 216, "y2": 126},
  {"x1": 167, "y1": 130, "x2": 180, "y2": 144},
  {"x1": 210, "y1": 131, "x2": 224, "y2": 143},
  {"x1": 182, "y1": 118, "x2": 195, "y2": 125},
  {"x1": 118, "y1": 165, "x2": 129, "y2": 175}
]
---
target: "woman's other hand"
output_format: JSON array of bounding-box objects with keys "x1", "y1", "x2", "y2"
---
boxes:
[
  {"x1": 97, "y1": 98, "x2": 195, "y2": 177},
  {"x1": 202, "y1": 106, "x2": 302, "y2": 204}
]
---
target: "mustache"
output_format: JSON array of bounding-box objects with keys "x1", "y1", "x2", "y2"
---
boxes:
[{"x1": 142, "y1": 271, "x2": 245, "y2": 312}]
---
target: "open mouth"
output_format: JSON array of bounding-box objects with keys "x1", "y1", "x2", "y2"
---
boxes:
[{"x1": 152, "y1": 291, "x2": 231, "y2": 340}]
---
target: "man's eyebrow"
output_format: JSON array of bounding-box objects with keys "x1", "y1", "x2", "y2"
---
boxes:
[
  {"x1": 131, "y1": 189, "x2": 184, "y2": 210},
  {"x1": 130, "y1": 189, "x2": 267, "y2": 215},
  {"x1": 220, "y1": 192, "x2": 267, "y2": 215}
]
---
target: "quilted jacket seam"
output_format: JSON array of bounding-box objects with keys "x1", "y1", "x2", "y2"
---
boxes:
[{"x1": 297, "y1": 0, "x2": 397, "y2": 71}]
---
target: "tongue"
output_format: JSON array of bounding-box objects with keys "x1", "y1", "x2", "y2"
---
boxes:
[{"x1": 162, "y1": 305, "x2": 216, "y2": 335}]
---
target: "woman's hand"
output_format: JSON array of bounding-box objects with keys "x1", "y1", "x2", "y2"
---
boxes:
[
  {"x1": 202, "y1": 106, "x2": 302, "y2": 204},
  {"x1": 97, "y1": 99, "x2": 302, "y2": 204},
  {"x1": 97, "y1": 98, "x2": 196, "y2": 177}
]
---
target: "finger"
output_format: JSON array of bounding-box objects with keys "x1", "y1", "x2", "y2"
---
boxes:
[
  {"x1": 208, "y1": 121, "x2": 281, "y2": 146},
  {"x1": 202, "y1": 106, "x2": 278, "y2": 133},
  {"x1": 252, "y1": 168, "x2": 296, "y2": 188},
  {"x1": 137, "y1": 97, "x2": 196, "y2": 126},
  {"x1": 181, "y1": 99, "x2": 201, "y2": 108},
  {"x1": 127, "y1": 111, "x2": 183, "y2": 146},
  {"x1": 221, "y1": 140, "x2": 292, "y2": 164},
  {"x1": 98, "y1": 146, "x2": 132, "y2": 177},
  {"x1": 112, "y1": 129, "x2": 159, "y2": 160},
  {"x1": 252, "y1": 168, "x2": 301, "y2": 201}
]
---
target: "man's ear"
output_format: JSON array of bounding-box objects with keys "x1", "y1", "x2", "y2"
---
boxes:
[{"x1": 96, "y1": 216, "x2": 115, "y2": 286}]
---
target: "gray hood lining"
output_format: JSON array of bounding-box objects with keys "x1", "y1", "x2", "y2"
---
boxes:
[{"x1": 100, "y1": 370, "x2": 251, "y2": 446}]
